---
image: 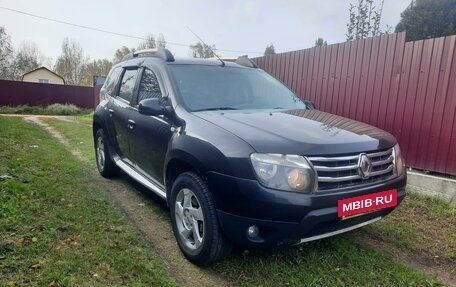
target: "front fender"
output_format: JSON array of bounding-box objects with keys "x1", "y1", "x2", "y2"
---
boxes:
[{"x1": 165, "y1": 134, "x2": 234, "y2": 177}]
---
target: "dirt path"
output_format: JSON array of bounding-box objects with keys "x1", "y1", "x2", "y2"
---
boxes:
[
  {"x1": 347, "y1": 231, "x2": 456, "y2": 286},
  {"x1": 19, "y1": 115, "x2": 455, "y2": 286},
  {"x1": 23, "y1": 116, "x2": 86, "y2": 162},
  {"x1": 22, "y1": 116, "x2": 232, "y2": 287},
  {"x1": 95, "y1": 175, "x2": 232, "y2": 287}
]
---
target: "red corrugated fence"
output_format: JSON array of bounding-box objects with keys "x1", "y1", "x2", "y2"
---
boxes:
[
  {"x1": 255, "y1": 32, "x2": 456, "y2": 175},
  {"x1": 1, "y1": 34, "x2": 455, "y2": 175},
  {"x1": 0, "y1": 79, "x2": 95, "y2": 109}
]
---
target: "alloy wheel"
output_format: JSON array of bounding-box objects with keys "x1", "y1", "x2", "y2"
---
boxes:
[
  {"x1": 96, "y1": 136, "x2": 105, "y2": 171},
  {"x1": 174, "y1": 188, "x2": 205, "y2": 250}
]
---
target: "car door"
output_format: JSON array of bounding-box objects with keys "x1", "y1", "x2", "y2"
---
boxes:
[
  {"x1": 128, "y1": 67, "x2": 174, "y2": 183},
  {"x1": 106, "y1": 67, "x2": 140, "y2": 163}
]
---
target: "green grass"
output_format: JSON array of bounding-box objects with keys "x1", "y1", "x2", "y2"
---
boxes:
[
  {"x1": 41, "y1": 116, "x2": 449, "y2": 287},
  {"x1": 213, "y1": 238, "x2": 443, "y2": 287},
  {"x1": 41, "y1": 117, "x2": 95, "y2": 162},
  {"x1": 364, "y1": 191, "x2": 456, "y2": 263},
  {"x1": 0, "y1": 104, "x2": 93, "y2": 116},
  {"x1": 0, "y1": 117, "x2": 176, "y2": 287},
  {"x1": 72, "y1": 114, "x2": 94, "y2": 125}
]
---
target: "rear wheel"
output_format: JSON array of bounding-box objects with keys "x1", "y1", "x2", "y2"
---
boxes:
[
  {"x1": 170, "y1": 172, "x2": 232, "y2": 265},
  {"x1": 95, "y1": 128, "x2": 119, "y2": 178}
]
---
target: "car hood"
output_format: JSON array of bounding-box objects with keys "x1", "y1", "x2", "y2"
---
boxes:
[{"x1": 193, "y1": 109, "x2": 396, "y2": 155}]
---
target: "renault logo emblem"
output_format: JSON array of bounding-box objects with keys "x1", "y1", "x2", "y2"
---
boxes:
[{"x1": 358, "y1": 153, "x2": 372, "y2": 179}]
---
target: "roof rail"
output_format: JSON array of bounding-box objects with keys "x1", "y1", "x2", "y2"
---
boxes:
[
  {"x1": 121, "y1": 47, "x2": 175, "y2": 62},
  {"x1": 208, "y1": 56, "x2": 237, "y2": 63},
  {"x1": 235, "y1": 55, "x2": 257, "y2": 68}
]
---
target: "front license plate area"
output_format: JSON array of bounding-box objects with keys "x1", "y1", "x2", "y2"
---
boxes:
[{"x1": 338, "y1": 189, "x2": 398, "y2": 218}]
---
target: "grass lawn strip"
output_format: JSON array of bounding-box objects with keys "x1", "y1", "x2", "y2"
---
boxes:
[
  {"x1": 40, "y1": 117, "x2": 94, "y2": 162},
  {"x1": 363, "y1": 192, "x2": 455, "y2": 272},
  {"x1": 0, "y1": 104, "x2": 92, "y2": 116},
  {"x1": 213, "y1": 238, "x2": 443, "y2": 287},
  {"x1": 0, "y1": 117, "x2": 177, "y2": 287},
  {"x1": 42, "y1": 116, "x2": 449, "y2": 287},
  {"x1": 22, "y1": 116, "x2": 233, "y2": 287}
]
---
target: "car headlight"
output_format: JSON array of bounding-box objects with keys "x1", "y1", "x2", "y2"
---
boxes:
[
  {"x1": 250, "y1": 153, "x2": 317, "y2": 192},
  {"x1": 393, "y1": 144, "x2": 406, "y2": 176}
]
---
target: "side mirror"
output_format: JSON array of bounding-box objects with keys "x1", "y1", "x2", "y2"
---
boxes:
[{"x1": 138, "y1": 98, "x2": 172, "y2": 116}]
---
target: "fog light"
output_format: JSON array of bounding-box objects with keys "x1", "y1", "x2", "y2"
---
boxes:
[{"x1": 247, "y1": 225, "x2": 259, "y2": 238}]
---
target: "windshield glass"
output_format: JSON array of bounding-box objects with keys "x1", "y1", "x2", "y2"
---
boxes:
[{"x1": 169, "y1": 65, "x2": 307, "y2": 111}]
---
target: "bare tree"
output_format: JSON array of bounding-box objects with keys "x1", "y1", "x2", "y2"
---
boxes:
[
  {"x1": 138, "y1": 33, "x2": 167, "y2": 50},
  {"x1": 40, "y1": 56, "x2": 54, "y2": 70},
  {"x1": 113, "y1": 34, "x2": 167, "y2": 64},
  {"x1": 0, "y1": 26, "x2": 14, "y2": 80},
  {"x1": 82, "y1": 59, "x2": 113, "y2": 86},
  {"x1": 189, "y1": 42, "x2": 216, "y2": 58},
  {"x1": 138, "y1": 34, "x2": 156, "y2": 50},
  {"x1": 156, "y1": 33, "x2": 167, "y2": 48},
  {"x1": 113, "y1": 46, "x2": 134, "y2": 64},
  {"x1": 54, "y1": 38, "x2": 88, "y2": 85},
  {"x1": 11, "y1": 41, "x2": 43, "y2": 80},
  {"x1": 346, "y1": 0, "x2": 391, "y2": 41}
]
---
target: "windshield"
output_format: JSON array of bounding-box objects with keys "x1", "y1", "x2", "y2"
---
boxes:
[{"x1": 169, "y1": 65, "x2": 307, "y2": 111}]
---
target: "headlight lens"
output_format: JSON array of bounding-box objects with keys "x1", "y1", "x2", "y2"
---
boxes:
[
  {"x1": 250, "y1": 153, "x2": 317, "y2": 192},
  {"x1": 393, "y1": 144, "x2": 406, "y2": 176}
]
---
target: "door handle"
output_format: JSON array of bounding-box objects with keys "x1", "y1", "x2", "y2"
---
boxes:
[
  {"x1": 108, "y1": 109, "x2": 114, "y2": 117},
  {"x1": 128, "y1": 119, "x2": 136, "y2": 130}
]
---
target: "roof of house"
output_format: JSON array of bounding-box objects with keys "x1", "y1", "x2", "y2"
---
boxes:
[{"x1": 21, "y1": 66, "x2": 65, "y2": 84}]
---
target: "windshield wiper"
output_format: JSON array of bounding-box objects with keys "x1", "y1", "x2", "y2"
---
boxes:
[{"x1": 193, "y1": 107, "x2": 239, "y2": 112}]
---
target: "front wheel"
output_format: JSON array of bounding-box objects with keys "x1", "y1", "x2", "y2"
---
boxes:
[
  {"x1": 170, "y1": 172, "x2": 232, "y2": 265},
  {"x1": 95, "y1": 128, "x2": 120, "y2": 178}
]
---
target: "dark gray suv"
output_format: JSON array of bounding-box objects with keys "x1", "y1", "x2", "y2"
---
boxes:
[{"x1": 93, "y1": 48, "x2": 407, "y2": 265}]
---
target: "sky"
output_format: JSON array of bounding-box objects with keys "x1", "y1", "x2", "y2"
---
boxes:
[{"x1": 0, "y1": 0, "x2": 412, "y2": 64}]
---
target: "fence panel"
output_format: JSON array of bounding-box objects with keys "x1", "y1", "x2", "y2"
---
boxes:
[
  {"x1": 254, "y1": 32, "x2": 456, "y2": 175},
  {"x1": 0, "y1": 80, "x2": 95, "y2": 109}
]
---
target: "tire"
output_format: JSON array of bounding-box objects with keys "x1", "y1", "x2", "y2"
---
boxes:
[
  {"x1": 95, "y1": 128, "x2": 120, "y2": 178},
  {"x1": 170, "y1": 172, "x2": 232, "y2": 265}
]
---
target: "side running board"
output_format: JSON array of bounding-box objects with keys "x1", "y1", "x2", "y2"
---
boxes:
[{"x1": 115, "y1": 159, "x2": 167, "y2": 200}]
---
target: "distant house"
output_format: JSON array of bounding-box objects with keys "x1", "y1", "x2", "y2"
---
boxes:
[{"x1": 22, "y1": 67, "x2": 65, "y2": 85}]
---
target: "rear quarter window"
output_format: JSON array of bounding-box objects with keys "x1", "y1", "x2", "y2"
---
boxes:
[
  {"x1": 118, "y1": 69, "x2": 139, "y2": 103},
  {"x1": 102, "y1": 67, "x2": 122, "y2": 98}
]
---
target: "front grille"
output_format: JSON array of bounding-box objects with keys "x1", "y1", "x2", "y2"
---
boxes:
[{"x1": 308, "y1": 148, "x2": 395, "y2": 191}]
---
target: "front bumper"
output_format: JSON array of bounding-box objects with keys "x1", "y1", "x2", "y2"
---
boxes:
[{"x1": 206, "y1": 172, "x2": 407, "y2": 248}]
